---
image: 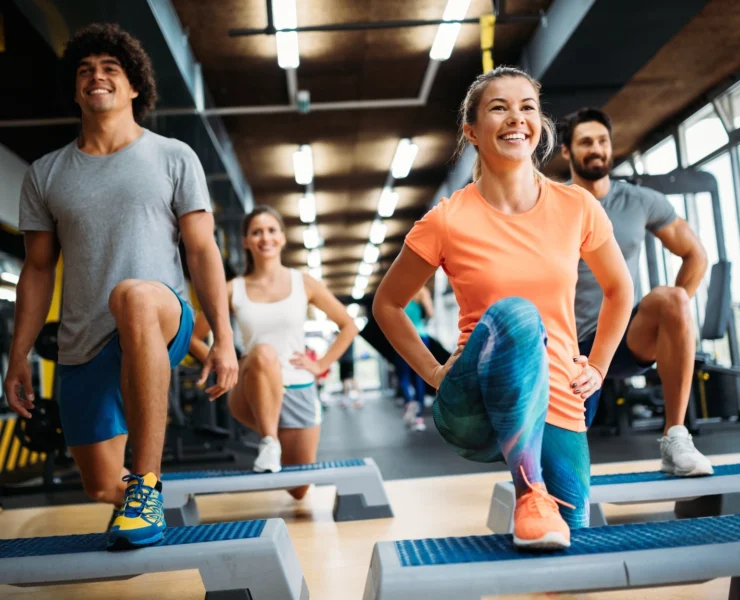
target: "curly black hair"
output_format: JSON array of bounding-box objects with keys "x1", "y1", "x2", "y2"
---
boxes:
[{"x1": 62, "y1": 23, "x2": 158, "y2": 123}]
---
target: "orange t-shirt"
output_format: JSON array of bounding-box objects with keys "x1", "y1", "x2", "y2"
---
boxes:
[{"x1": 405, "y1": 179, "x2": 613, "y2": 432}]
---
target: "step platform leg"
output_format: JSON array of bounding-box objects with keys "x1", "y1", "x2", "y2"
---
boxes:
[
  {"x1": 333, "y1": 460, "x2": 394, "y2": 522},
  {"x1": 165, "y1": 495, "x2": 200, "y2": 527}
]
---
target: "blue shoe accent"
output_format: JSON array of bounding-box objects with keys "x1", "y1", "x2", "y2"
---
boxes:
[{"x1": 107, "y1": 474, "x2": 166, "y2": 551}]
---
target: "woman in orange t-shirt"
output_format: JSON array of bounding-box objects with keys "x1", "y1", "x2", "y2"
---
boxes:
[{"x1": 373, "y1": 66, "x2": 634, "y2": 550}]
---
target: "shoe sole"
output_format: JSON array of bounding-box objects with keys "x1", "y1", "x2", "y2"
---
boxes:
[
  {"x1": 107, "y1": 530, "x2": 164, "y2": 551},
  {"x1": 661, "y1": 461, "x2": 714, "y2": 477},
  {"x1": 513, "y1": 531, "x2": 570, "y2": 550},
  {"x1": 253, "y1": 464, "x2": 282, "y2": 473}
]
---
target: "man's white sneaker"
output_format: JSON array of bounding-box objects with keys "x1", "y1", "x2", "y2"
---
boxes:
[
  {"x1": 659, "y1": 425, "x2": 714, "y2": 477},
  {"x1": 410, "y1": 417, "x2": 427, "y2": 432},
  {"x1": 253, "y1": 436, "x2": 282, "y2": 473}
]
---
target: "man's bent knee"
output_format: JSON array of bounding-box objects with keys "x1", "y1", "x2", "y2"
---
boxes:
[
  {"x1": 109, "y1": 279, "x2": 157, "y2": 322},
  {"x1": 248, "y1": 344, "x2": 279, "y2": 371},
  {"x1": 658, "y1": 287, "x2": 692, "y2": 330}
]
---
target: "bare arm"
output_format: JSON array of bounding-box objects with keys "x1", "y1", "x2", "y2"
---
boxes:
[
  {"x1": 581, "y1": 236, "x2": 635, "y2": 377},
  {"x1": 11, "y1": 232, "x2": 59, "y2": 361},
  {"x1": 180, "y1": 211, "x2": 233, "y2": 343},
  {"x1": 180, "y1": 211, "x2": 237, "y2": 398},
  {"x1": 373, "y1": 246, "x2": 443, "y2": 387},
  {"x1": 4, "y1": 231, "x2": 60, "y2": 417},
  {"x1": 653, "y1": 218, "x2": 707, "y2": 298},
  {"x1": 416, "y1": 286, "x2": 434, "y2": 319},
  {"x1": 303, "y1": 274, "x2": 359, "y2": 371},
  {"x1": 188, "y1": 281, "x2": 233, "y2": 364}
]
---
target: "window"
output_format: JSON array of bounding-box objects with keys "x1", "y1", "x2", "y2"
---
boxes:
[
  {"x1": 715, "y1": 81, "x2": 740, "y2": 132},
  {"x1": 611, "y1": 161, "x2": 634, "y2": 177},
  {"x1": 701, "y1": 153, "x2": 740, "y2": 302},
  {"x1": 642, "y1": 137, "x2": 678, "y2": 175},
  {"x1": 680, "y1": 104, "x2": 729, "y2": 165}
]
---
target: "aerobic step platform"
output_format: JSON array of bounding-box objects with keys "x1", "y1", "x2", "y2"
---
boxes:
[
  {"x1": 0, "y1": 519, "x2": 308, "y2": 599},
  {"x1": 363, "y1": 514, "x2": 740, "y2": 600},
  {"x1": 161, "y1": 458, "x2": 393, "y2": 526},
  {"x1": 488, "y1": 462, "x2": 740, "y2": 533}
]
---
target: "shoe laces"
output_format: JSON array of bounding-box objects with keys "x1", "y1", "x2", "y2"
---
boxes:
[
  {"x1": 518, "y1": 466, "x2": 575, "y2": 514},
  {"x1": 120, "y1": 475, "x2": 162, "y2": 522},
  {"x1": 662, "y1": 432, "x2": 697, "y2": 453}
]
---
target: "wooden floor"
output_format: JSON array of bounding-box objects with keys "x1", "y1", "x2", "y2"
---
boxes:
[{"x1": 1, "y1": 454, "x2": 738, "y2": 600}]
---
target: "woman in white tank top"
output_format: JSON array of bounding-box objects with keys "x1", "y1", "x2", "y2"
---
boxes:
[{"x1": 189, "y1": 206, "x2": 359, "y2": 495}]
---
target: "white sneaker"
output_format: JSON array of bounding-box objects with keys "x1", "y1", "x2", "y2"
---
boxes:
[
  {"x1": 411, "y1": 417, "x2": 427, "y2": 432},
  {"x1": 659, "y1": 425, "x2": 714, "y2": 477},
  {"x1": 403, "y1": 401, "x2": 420, "y2": 426},
  {"x1": 253, "y1": 436, "x2": 282, "y2": 473}
]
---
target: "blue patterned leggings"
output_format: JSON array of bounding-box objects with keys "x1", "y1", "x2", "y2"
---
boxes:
[{"x1": 434, "y1": 297, "x2": 591, "y2": 528}]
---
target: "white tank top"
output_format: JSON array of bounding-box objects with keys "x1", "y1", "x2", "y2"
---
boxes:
[{"x1": 231, "y1": 269, "x2": 314, "y2": 387}]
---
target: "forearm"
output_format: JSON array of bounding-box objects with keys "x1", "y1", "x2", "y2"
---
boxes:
[
  {"x1": 11, "y1": 266, "x2": 56, "y2": 360},
  {"x1": 187, "y1": 245, "x2": 233, "y2": 343},
  {"x1": 588, "y1": 285, "x2": 634, "y2": 376},
  {"x1": 675, "y1": 250, "x2": 707, "y2": 298},
  {"x1": 318, "y1": 323, "x2": 359, "y2": 372},
  {"x1": 189, "y1": 337, "x2": 211, "y2": 364},
  {"x1": 374, "y1": 300, "x2": 440, "y2": 386}
]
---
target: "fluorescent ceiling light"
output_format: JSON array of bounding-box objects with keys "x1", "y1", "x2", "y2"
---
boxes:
[
  {"x1": 358, "y1": 262, "x2": 374, "y2": 277},
  {"x1": 378, "y1": 187, "x2": 399, "y2": 218},
  {"x1": 272, "y1": 0, "x2": 297, "y2": 29},
  {"x1": 307, "y1": 249, "x2": 321, "y2": 269},
  {"x1": 272, "y1": 0, "x2": 300, "y2": 69},
  {"x1": 309, "y1": 267, "x2": 322, "y2": 281},
  {"x1": 293, "y1": 144, "x2": 313, "y2": 185},
  {"x1": 303, "y1": 224, "x2": 321, "y2": 249},
  {"x1": 429, "y1": 22, "x2": 461, "y2": 61},
  {"x1": 390, "y1": 138, "x2": 418, "y2": 179},
  {"x1": 352, "y1": 287, "x2": 364, "y2": 300},
  {"x1": 443, "y1": 0, "x2": 471, "y2": 21},
  {"x1": 363, "y1": 243, "x2": 380, "y2": 265},
  {"x1": 347, "y1": 303, "x2": 360, "y2": 318},
  {"x1": 299, "y1": 193, "x2": 316, "y2": 223},
  {"x1": 355, "y1": 275, "x2": 369, "y2": 291},
  {"x1": 276, "y1": 31, "x2": 300, "y2": 69},
  {"x1": 0, "y1": 272, "x2": 19, "y2": 285},
  {"x1": 369, "y1": 219, "x2": 387, "y2": 245}
]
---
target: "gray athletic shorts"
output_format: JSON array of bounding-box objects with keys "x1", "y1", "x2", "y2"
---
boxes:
[{"x1": 280, "y1": 383, "x2": 322, "y2": 429}]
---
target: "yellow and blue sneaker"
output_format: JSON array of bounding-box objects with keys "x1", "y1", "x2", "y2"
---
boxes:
[{"x1": 107, "y1": 473, "x2": 166, "y2": 550}]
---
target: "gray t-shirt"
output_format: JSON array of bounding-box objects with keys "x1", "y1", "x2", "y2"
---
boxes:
[
  {"x1": 575, "y1": 179, "x2": 677, "y2": 341},
  {"x1": 19, "y1": 129, "x2": 211, "y2": 365}
]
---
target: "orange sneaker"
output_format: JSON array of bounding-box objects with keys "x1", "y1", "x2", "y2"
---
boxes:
[{"x1": 513, "y1": 466, "x2": 573, "y2": 550}]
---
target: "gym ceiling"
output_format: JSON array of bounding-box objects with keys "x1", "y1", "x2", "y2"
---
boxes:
[{"x1": 0, "y1": 0, "x2": 738, "y2": 299}]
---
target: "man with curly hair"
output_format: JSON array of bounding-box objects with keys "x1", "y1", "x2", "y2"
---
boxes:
[{"x1": 4, "y1": 23, "x2": 239, "y2": 550}]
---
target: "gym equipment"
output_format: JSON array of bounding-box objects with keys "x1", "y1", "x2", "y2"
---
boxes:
[
  {"x1": 362, "y1": 515, "x2": 740, "y2": 600},
  {"x1": 161, "y1": 458, "x2": 393, "y2": 526},
  {"x1": 0, "y1": 518, "x2": 308, "y2": 599},
  {"x1": 34, "y1": 321, "x2": 59, "y2": 363},
  {"x1": 13, "y1": 397, "x2": 65, "y2": 453},
  {"x1": 487, "y1": 463, "x2": 740, "y2": 533}
]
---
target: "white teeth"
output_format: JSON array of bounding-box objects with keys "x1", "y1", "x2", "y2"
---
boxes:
[
  {"x1": 89, "y1": 89, "x2": 110, "y2": 95},
  {"x1": 502, "y1": 134, "x2": 526, "y2": 141}
]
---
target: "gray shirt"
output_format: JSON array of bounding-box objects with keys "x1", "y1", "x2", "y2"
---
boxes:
[
  {"x1": 575, "y1": 179, "x2": 677, "y2": 341},
  {"x1": 19, "y1": 129, "x2": 211, "y2": 365}
]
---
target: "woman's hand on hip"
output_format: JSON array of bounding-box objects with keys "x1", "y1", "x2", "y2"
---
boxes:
[
  {"x1": 431, "y1": 345, "x2": 464, "y2": 389},
  {"x1": 571, "y1": 355, "x2": 604, "y2": 400}
]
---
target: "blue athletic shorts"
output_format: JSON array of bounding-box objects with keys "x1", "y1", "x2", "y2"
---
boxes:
[{"x1": 57, "y1": 286, "x2": 194, "y2": 447}]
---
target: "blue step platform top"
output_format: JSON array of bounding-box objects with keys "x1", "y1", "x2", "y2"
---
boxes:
[
  {"x1": 593, "y1": 462, "x2": 740, "y2": 486},
  {"x1": 395, "y1": 514, "x2": 740, "y2": 567},
  {"x1": 162, "y1": 458, "x2": 367, "y2": 481},
  {"x1": 0, "y1": 520, "x2": 266, "y2": 559}
]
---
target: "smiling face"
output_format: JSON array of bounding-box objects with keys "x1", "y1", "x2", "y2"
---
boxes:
[
  {"x1": 564, "y1": 121, "x2": 614, "y2": 181},
  {"x1": 243, "y1": 212, "x2": 286, "y2": 263},
  {"x1": 463, "y1": 76, "x2": 542, "y2": 167},
  {"x1": 74, "y1": 54, "x2": 139, "y2": 117}
]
